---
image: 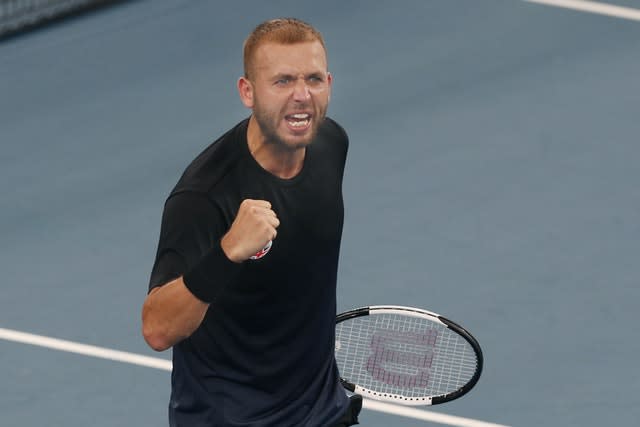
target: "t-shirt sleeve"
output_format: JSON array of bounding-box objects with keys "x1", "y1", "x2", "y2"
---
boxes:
[{"x1": 148, "y1": 191, "x2": 225, "y2": 292}]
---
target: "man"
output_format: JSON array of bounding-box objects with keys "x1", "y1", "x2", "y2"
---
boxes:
[{"x1": 142, "y1": 18, "x2": 361, "y2": 427}]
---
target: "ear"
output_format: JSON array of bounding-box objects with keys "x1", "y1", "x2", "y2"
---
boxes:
[
  {"x1": 237, "y1": 77, "x2": 254, "y2": 109},
  {"x1": 327, "y1": 72, "x2": 333, "y2": 102}
]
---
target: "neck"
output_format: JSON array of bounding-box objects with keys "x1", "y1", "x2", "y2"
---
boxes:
[{"x1": 246, "y1": 116, "x2": 306, "y2": 179}]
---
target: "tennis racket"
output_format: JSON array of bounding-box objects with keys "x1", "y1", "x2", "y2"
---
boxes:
[{"x1": 335, "y1": 305, "x2": 483, "y2": 405}]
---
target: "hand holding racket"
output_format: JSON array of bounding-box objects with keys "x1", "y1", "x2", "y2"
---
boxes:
[{"x1": 335, "y1": 305, "x2": 483, "y2": 405}]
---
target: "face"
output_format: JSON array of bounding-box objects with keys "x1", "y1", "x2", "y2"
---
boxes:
[{"x1": 239, "y1": 41, "x2": 332, "y2": 150}]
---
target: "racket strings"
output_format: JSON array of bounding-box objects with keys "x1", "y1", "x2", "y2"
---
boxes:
[{"x1": 335, "y1": 313, "x2": 477, "y2": 398}]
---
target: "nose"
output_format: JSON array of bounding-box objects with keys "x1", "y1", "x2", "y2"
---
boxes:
[{"x1": 292, "y1": 79, "x2": 311, "y2": 101}]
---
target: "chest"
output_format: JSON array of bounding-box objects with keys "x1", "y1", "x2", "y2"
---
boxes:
[{"x1": 216, "y1": 163, "x2": 344, "y2": 259}]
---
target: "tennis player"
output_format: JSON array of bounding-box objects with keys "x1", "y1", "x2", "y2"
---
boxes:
[{"x1": 142, "y1": 18, "x2": 361, "y2": 427}]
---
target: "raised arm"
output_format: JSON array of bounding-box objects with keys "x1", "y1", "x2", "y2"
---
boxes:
[{"x1": 142, "y1": 198, "x2": 279, "y2": 351}]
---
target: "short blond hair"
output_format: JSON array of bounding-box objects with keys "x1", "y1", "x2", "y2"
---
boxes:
[{"x1": 243, "y1": 18, "x2": 327, "y2": 80}]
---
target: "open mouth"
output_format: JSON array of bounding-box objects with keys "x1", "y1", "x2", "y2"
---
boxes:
[{"x1": 285, "y1": 113, "x2": 311, "y2": 128}]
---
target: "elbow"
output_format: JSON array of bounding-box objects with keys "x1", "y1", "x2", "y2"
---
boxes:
[
  {"x1": 141, "y1": 303, "x2": 172, "y2": 352},
  {"x1": 142, "y1": 324, "x2": 172, "y2": 352}
]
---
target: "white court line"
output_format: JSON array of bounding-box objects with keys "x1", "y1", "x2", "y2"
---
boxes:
[
  {"x1": 363, "y1": 400, "x2": 510, "y2": 427},
  {"x1": 523, "y1": 0, "x2": 640, "y2": 21},
  {"x1": 0, "y1": 327, "x2": 511, "y2": 427},
  {"x1": 0, "y1": 327, "x2": 173, "y2": 371}
]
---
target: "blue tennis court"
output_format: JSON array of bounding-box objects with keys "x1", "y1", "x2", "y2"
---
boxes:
[{"x1": 1, "y1": 1, "x2": 639, "y2": 426}]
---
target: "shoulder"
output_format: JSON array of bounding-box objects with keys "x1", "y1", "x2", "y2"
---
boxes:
[
  {"x1": 313, "y1": 117, "x2": 349, "y2": 166},
  {"x1": 318, "y1": 117, "x2": 349, "y2": 151},
  {"x1": 171, "y1": 119, "x2": 249, "y2": 197}
]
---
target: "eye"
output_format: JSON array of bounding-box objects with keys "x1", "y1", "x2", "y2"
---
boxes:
[
  {"x1": 307, "y1": 74, "x2": 328, "y2": 87},
  {"x1": 275, "y1": 77, "x2": 292, "y2": 86}
]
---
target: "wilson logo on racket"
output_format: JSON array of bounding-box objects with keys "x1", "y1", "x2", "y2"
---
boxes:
[{"x1": 366, "y1": 329, "x2": 438, "y2": 388}]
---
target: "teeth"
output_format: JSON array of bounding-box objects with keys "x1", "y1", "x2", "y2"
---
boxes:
[
  {"x1": 287, "y1": 114, "x2": 310, "y2": 127},
  {"x1": 288, "y1": 119, "x2": 309, "y2": 127}
]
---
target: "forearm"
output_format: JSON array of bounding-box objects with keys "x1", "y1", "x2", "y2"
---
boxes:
[
  {"x1": 142, "y1": 277, "x2": 209, "y2": 351},
  {"x1": 142, "y1": 199, "x2": 275, "y2": 351}
]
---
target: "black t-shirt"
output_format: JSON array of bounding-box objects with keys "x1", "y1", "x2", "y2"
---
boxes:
[{"x1": 149, "y1": 118, "x2": 350, "y2": 427}]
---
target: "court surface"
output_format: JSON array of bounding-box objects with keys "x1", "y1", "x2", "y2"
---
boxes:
[{"x1": 1, "y1": 1, "x2": 639, "y2": 426}]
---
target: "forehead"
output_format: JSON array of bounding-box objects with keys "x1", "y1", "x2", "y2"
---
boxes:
[{"x1": 252, "y1": 41, "x2": 328, "y2": 76}]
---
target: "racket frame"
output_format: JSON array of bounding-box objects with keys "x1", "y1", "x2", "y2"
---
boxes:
[{"x1": 335, "y1": 305, "x2": 483, "y2": 405}]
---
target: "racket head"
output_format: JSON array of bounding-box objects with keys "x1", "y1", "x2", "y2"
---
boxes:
[{"x1": 335, "y1": 305, "x2": 483, "y2": 405}]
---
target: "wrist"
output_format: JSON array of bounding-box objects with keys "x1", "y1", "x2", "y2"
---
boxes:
[{"x1": 220, "y1": 234, "x2": 243, "y2": 263}]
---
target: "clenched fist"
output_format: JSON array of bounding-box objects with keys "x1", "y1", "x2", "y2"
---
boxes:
[{"x1": 220, "y1": 199, "x2": 280, "y2": 262}]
